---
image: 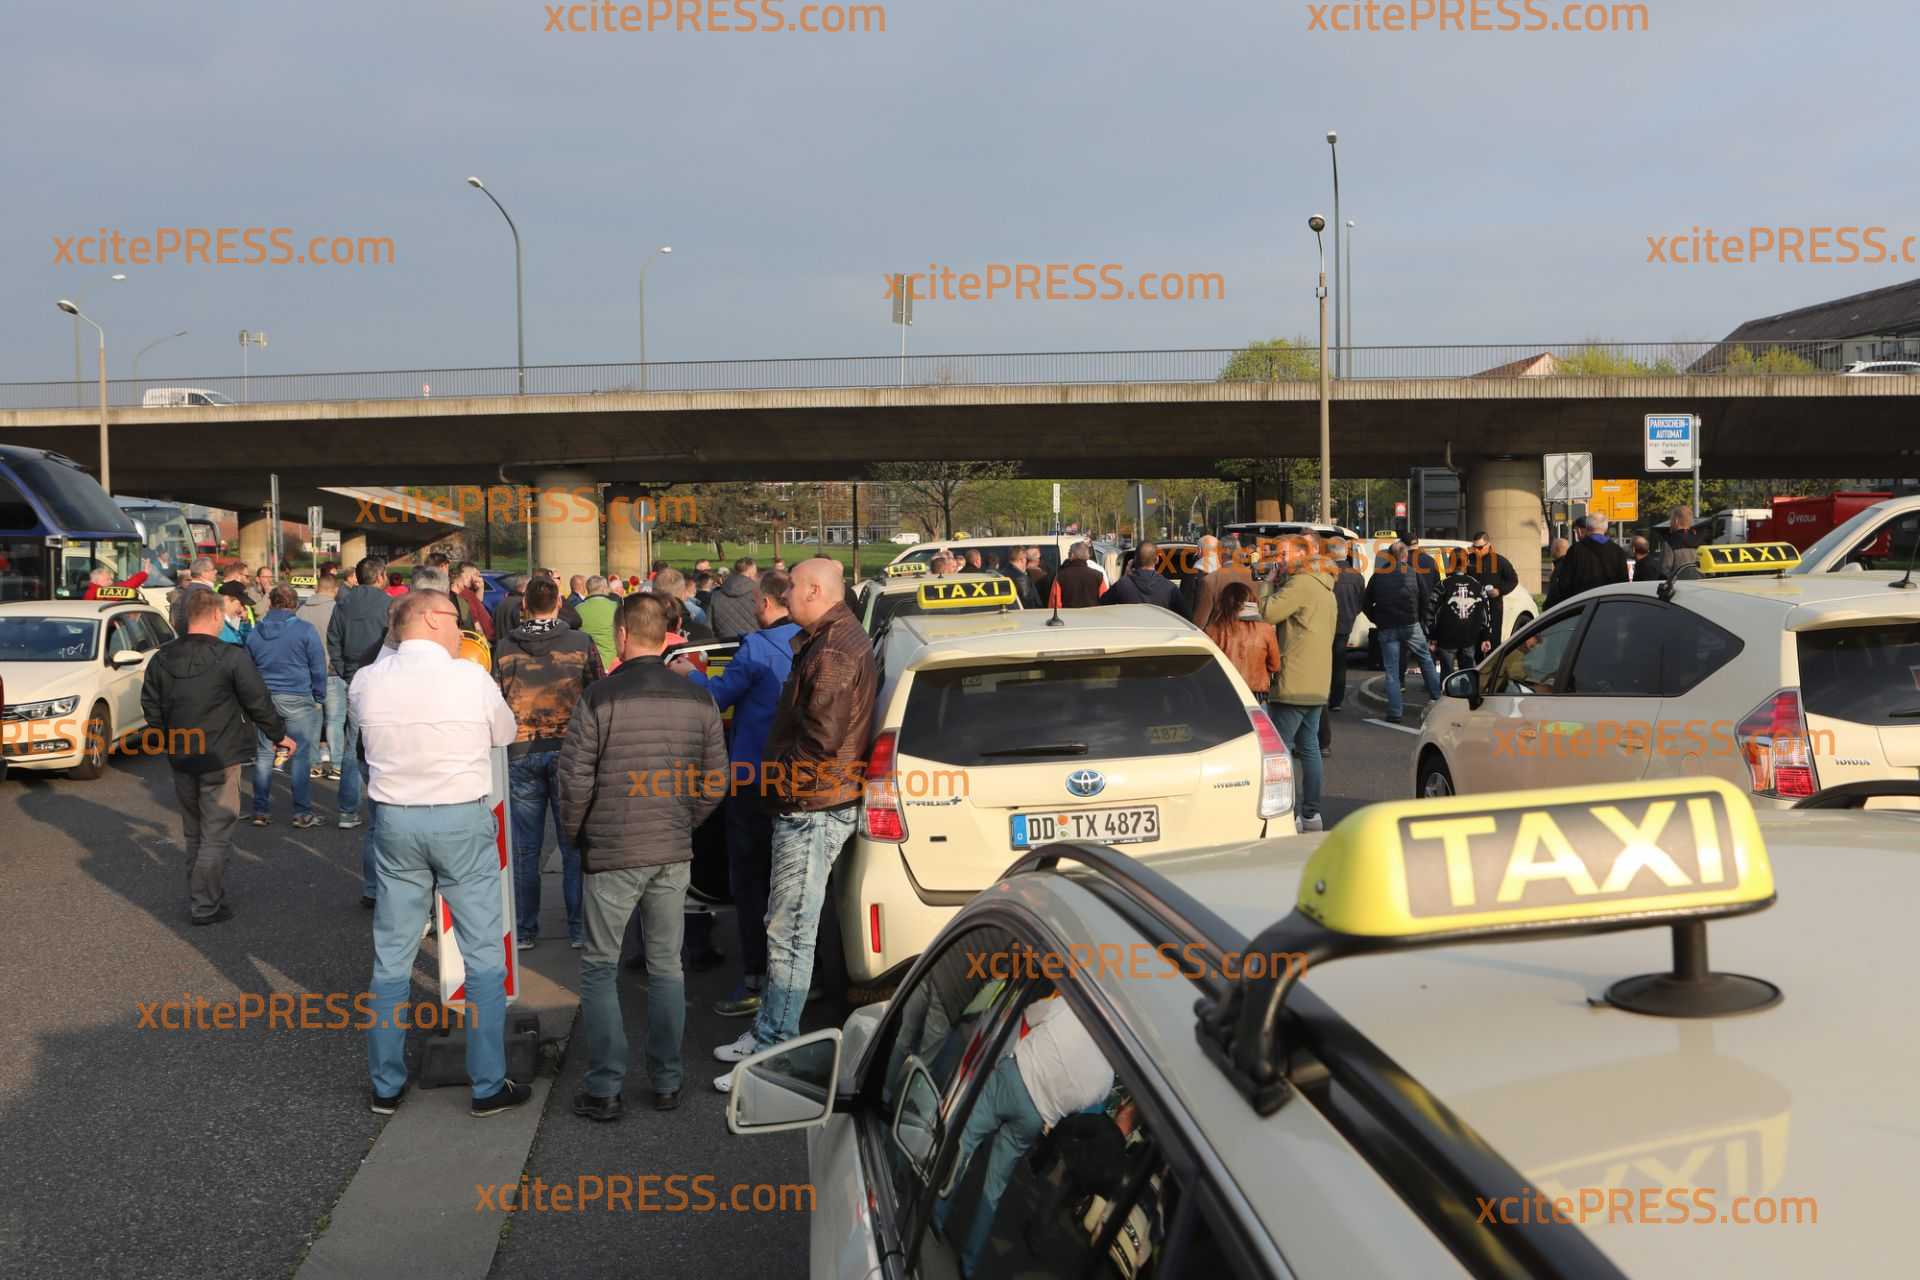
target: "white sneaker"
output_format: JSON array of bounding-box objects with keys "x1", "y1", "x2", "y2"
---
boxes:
[
  {"x1": 713, "y1": 1070, "x2": 734, "y2": 1094},
  {"x1": 1299, "y1": 814, "x2": 1324, "y2": 832},
  {"x1": 712, "y1": 1030, "x2": 759, "y2": 1064}
]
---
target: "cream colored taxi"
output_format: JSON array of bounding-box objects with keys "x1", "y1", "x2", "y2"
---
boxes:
[
  {"x1": 835, "y1": 604, "x2": 1295, "y2": 985},
  {"x1": 857, "y1": 571, "x2": 1021, "y2": 639},
  {"x1": 0, "y1": 596, "x2": 174, "y2": 779},
  {"x1": 1415, "y1": 543, "x2": 1920, "y2": 808}
]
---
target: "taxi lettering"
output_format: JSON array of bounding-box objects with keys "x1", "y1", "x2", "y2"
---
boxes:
[
  {"x1": 1399, "y1": 796, "x2": 1731, "y2": 915},
  {"x1": 1696, "y1": 542, "x2": 1800, "y2": 574},
  {"x1": 92, "y1": 585, "x2": 140, "y2": 600}
]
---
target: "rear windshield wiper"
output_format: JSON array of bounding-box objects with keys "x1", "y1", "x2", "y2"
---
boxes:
[
  {"x1": 1888, "y1": 707, "x2": 1920, "y2": 718},
  {"x1": 978, "y1": 741, "x2": 1090, "y2": 757}
]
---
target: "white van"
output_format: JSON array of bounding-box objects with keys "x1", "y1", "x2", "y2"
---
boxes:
[{"x1": 141, "y1": 388, "x2": 236, "y2": 408}]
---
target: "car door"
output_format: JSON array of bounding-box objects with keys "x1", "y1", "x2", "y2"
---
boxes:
[
  {"x1": 1524, "y1": 597, "x2": 1672, "y2": 785},
  {"x1": 1448, "y1": 606, "x2": 1586, "y2": 794},
  {"x1": 100, "y1": 612, "x2": 153, "y2": 740}
]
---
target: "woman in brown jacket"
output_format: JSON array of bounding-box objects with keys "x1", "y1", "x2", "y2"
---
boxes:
[{"x1": 1203, "y1": 581, "x2": 1280, "y2": 695}]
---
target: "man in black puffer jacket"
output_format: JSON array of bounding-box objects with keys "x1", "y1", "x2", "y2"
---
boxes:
[
  {"x1": 142, "y1": 588, "x2": 291, "y2": 925},
  {"x1": 1102, "y1": 541, "x2": 1181, "y2": 611},
  {"x1": 557, "y1": 593, "x2": 728, "y2": 1117}
]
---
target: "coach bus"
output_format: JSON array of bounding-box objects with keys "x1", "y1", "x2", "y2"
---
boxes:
[{"x1": 0, "y1": 446, "x2": 147, "y2": 604}]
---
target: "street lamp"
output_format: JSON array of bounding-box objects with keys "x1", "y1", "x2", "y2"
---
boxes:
[
  {"x1": 1344, "y1": 218, "x2": 1355, "y2": 369},
  {"x1": 1326, "y1": 131, "x2": 1341, "y2": 378},
  {"x1": 466, "y1": 176, "x2": 526, "y2": 393},
  {"x1": 1308, "y1": 217, "x2": 1332, "y2": 524},
  {"x1": 71, "y1": 272, "x2": 126, "y2": 402},
  {"x1": 638, "y1": 245, "x2": 672, "y2": 390},
  {"x1": 132, "y1": 329, "x2": 188, "y2": 383},
  {"x1": 57, "y1": 300, "x2": 111, "y2": 493}
]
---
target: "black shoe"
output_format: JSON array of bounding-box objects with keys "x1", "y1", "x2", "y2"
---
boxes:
[
  {"x1": 370, "y1": 1087, "x2": 407, "y2": 1116},
  {"x1": 472, "y1": 1080, "x2": 534, "y2": 1117},
  {"x1": 653, "y1": 1089, "x2": 681, "y2": 1112},
  {"x1": 1385, "y1": 714, "x2": 1404, "y2": 725},
  {"x1": 360, "y1": 895, "x2": 376, "y2": 910},
  {"x1": 191, "y1": 904, "x2": 235, "y2": 926},
  {"x1": 573, "y1": 1090, "x2": 625, "y2": 1122}
]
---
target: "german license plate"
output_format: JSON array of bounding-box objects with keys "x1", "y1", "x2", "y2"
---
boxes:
[{"x1": 1011, "y1": 805, "x2": 1160, "y2": 850}]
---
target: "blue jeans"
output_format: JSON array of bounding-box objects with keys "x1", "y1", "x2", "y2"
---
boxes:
[
  {"x1": 727, "y1": 798, "x2": 774, "y2": 982},
  {"x1": 366, "y1": 800, "x2": 507, "y2": 1100},
  {"x1": 335, "y1": 677, "x2": 364, "y2": 815},
  {"x1": 751, "y1": 806, "x2": 857, "y2": 1051},
  {"x1": 1269, "y1": 703, "x2": 1324, "y2": 821},
  {"x1": 1379, "y1": 624, "x2": 1442, "y2": 720},
  {"x1": 935, "y1": 1054, "x2": 1044, "y2": 1277},
  {"x1": 580, "y1": 862, "x2": 689, "y2": 1097},
  {"x1": 324, "y1": 675, "x2": 349, "y2": 772},
  {"x1": 253, "y1": 693, "x2": 320, "y2": 818},
  {"x1": 508, "y1": 751, "x2": 582, "y2": 943}
]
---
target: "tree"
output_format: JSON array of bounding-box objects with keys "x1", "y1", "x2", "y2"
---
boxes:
[
  {"x1": 654, "y1": 483, "x2": 792, "y2": 560},
  {"x1": 1219, "y1": 337, "x2": 1319, "y2": 382},
  {"x1": 1551, "y1": 345, "x2": 1680, "y2": 377},
  {"x1": 870, "y1": 461, "x2": 1021, "y2": 540},
  {"x1": 1719, "y1": 344, "x2": 1818, "y2": 374}
]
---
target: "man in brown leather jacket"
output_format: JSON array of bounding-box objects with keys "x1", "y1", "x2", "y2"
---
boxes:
[{"x1": 712, "y1": 556, "x2": 877, "y2": 1089}]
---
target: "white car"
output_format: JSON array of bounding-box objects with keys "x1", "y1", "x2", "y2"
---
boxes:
[
  {"x1": 887, "y1": 535, "x2": 1111, "y2": 589},
  {"x1": 1841, "y1": 360, "x2": 1920, "y2": 376},
  {"x1": 140, "y1": 387, "x2": 236, "y2": 408},
  {"x1": 1784, "y1": 494, "x2": 1920, "y2": 574},
  {"x1": 1413, "y1": 544, "x2": 1920, "y2": 808},
  {"x1": 0, "y1": 598, "x2": 174, "y2": 779}
]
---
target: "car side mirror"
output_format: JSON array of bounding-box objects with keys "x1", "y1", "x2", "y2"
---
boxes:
[
  {"x1": 1442, "y1": 669, "x2": 1480, "y2": 709},
  {"x1": 725, "y1": 1027, "x2": 841, "y2": 1136},
  {"x1": 111, "y1": 649, "x2": 146, "y2": 669}
]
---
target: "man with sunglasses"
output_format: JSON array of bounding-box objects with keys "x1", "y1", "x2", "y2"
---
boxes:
[{"x1": 349, "y1": 589, "x2": 525, "y2": 1119}]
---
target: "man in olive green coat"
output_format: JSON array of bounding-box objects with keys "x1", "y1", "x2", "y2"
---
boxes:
[{"x1": 1261, "y1": 536, "x2": 1336, "y2": 831}]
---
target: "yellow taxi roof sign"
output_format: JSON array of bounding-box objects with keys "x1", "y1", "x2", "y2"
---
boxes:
[
  {"x1": 917, "y1": 577, "x2": 1017, "y2": 609},
  {"x1": 1297, "y1": 777, "x2": 1772, "y2": 938},
  {"x1": 1695, "y1": 542, "x2": 1801, "y2": 575},
  {"x1": 91, "y1": 585, "x2": 141, "y2": 600},
  {"x1": 290, "y1": 573, "x2": 318, "y2": 589},
  {"x1": 885, "y1": 561, "x2": 929, "y2": 577}
]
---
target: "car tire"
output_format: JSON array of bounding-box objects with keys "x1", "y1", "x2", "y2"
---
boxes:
[
  {"x1": 68, "y1": 702, "x2": 110, "y2": 781},
  {"x1": 1416, "y1": 751, "x2": 1454, "y2": 799}
]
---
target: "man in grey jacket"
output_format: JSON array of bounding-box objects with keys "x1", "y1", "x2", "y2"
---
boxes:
[
  {"x1": 558, "y1": 593, "x2": 727, "y2": 1119},
  {"x1": 707, "y1": 557, "x2": 761, "y2": 640}
]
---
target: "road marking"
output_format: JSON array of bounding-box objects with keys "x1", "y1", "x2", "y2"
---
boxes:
[{"x1": 1366, "y1": 719, "x2": 1421, "y2": 736}]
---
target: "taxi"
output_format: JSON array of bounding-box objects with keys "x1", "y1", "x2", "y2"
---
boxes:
[
  {"x1": 0, "y1": 594, "x2": 174, "y2": 779},
  {"x1": 887, "y1": 535, "x2": 1111, "y2": 587},
  {"x1": 834, "y1": 604, "x2": 1296, "y2": 987},
  {"x1": 860, "y1": 572, "x2": 1022, "y2": 639},
  {"x1": 1413, "y1": 542, "x2": 1920, "y2": 807},
  {"x1": 725, "y1": 777, "x2": 1919, "y2": 1276}
]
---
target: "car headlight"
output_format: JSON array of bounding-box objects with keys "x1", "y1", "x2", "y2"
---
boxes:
[{"x1": 7, "y1": 696, "x2": 80, "y2": 721}]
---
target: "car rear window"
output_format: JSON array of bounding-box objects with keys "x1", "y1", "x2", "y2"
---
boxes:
[
  {"x1": 900, "y1": 652, "x2": 1250, "y2": 766},
  {"x1": 1798, "y1": 622, "x2": 1920, "y2": 726}
]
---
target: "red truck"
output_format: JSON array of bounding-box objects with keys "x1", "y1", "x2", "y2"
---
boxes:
[{"x1": 1749, "y1": 491, "x2": 1894, "y2": 555}]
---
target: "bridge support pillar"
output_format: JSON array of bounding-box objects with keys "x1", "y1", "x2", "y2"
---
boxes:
[
  {"x1": 533, "y1": 470, "x2": 602, "y2": 584},
  {"x1": 605, "y1": 485, "x2": 647, "y2": 584},
  {"x1": 1465, "y1": 458, "x2": 1547, "y2": 601},
  {"x1": 238, "y1": 510, "x2": 273, "y2": 570},
  {"x1": 340, "y1": 534, "x2": 369, "y2": 570}
]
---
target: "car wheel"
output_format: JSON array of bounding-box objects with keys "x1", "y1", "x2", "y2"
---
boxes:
[
  {"x1": 1417, "y1": 751, "x2": 1454, "y2": 799},
  {"x1": 68, "y1": 702, "x2": 110, "y2": 781}
]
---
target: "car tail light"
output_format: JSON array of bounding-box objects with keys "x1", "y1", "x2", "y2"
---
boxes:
[
  {"x1": 1736, "y1": 689, "x2": 1821, "y2": 800},
  {"x1": 860, "y1": 730, "x2": 906, "y2": 842},
  {"x1": 869, "y1": 903, "x2": 883, "y2": 955},
  {"x1": 1250, "y1": 707, "x2": 1295, "y2": 820}
]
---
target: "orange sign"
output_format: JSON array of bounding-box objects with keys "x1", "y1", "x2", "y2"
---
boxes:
[{"x1": 1591, "y1": 479, "x2": 1640, "y2": 522}]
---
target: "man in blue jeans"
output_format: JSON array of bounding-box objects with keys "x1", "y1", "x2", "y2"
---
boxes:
[
  {"x1": 494, "y1": 575, "x2": 603, "y2": 950},
  {"x1": 671, "y1": 568, "x2": 798, "y2": 1019},
  {"x1": 1261, "y1": 537, "x2": 1337, "y2": 831},
  {"x1": 712, "y1": 558, "x2": 877, "y2": 1091},
  {"x1": 350, "y1": 589, "x2": 527, "y2": 1117},
  {"x1": 244, "y1": 586, "x2": 327, "y2": 829},
  {"x1": 1364, "y1": 540, "x2": 1443, "y2": 724}
]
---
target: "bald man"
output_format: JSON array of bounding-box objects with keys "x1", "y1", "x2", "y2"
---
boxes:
[{"x1": 711, "y1": 557, "x2": 877, "y2": 1090}]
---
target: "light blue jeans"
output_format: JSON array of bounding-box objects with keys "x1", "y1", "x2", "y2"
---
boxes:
[
  {"x1": 580, "y1": 862, "x2": 690, "y2": 1097},
  {"x1": 252, "y1": 693, "x2": 320, "y2": 818},
  {"x1": 935, "y1": 1053, "x2": 1044, "y2": 1277},
  {"x1": 366, "y1": 800, "x2": 507, "y2": 1100},
  {"x1": 1269, "y1": 703, "x2": 1324, "y2": 821},
  {"x1": 751, "y1": 806, "x2": 858, "y2": 1051},
  {"x1": 324, "y1": 675, "x2": 349, "y2": 774},
  {"x1": 1379, "y1": 624, "x2": 1443, "y2": 720}
]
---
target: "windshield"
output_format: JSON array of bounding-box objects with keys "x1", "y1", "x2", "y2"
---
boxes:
[
  {"x1": 0, "y1": 616, "x2": 98, "y2": 661},
  {"x1": 1787, "y1": 501, "x2": 1920, "y2": 573},
  {"x1": 118, "y1": 507, "x2": 195, "y2": 586},
  {"x1": 0, "y1": 453, "x2": 137, "y2": 535},
  {"x1": 0, "y1": 539, "x2": 51, "y2": 603},
  {"x1": 56, "y1": 540, "x2": 144, "y2": 598}
]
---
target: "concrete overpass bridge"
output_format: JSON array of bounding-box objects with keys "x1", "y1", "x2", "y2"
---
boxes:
[{"x1": 3, "y1": 343, "x2": 1913, "y2": 593}]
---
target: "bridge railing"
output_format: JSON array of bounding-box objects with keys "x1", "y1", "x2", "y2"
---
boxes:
[{"x1": 1, "y1": 338, "x2": 1911, "y2": 410}]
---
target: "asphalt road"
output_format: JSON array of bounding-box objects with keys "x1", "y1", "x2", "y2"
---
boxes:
[{"x1": 0, "y1": 672, "x2": 1419, "y2": 1279}]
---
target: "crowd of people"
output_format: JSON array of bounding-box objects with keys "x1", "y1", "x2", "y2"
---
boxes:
[{"x1": 135, "y1": 545, "x2": 875, "y2": 1116}]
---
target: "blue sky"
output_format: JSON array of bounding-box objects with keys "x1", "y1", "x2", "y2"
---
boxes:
[{"x1": 2, "y1": 0, "x2": 1908, "y2": 383}]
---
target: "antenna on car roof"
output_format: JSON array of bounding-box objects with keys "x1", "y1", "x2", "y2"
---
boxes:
[
  {"x1": 1657, "y1": 562, "x2": 1679, "y2": 603},
  {"x1": 1889, "y1": 519, "x2": 1920, "y2": 590}
]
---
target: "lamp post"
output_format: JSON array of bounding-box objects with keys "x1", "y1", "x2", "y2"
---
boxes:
[
  {"x1": 1344, "y1": 218, "x2": 1355, "y2": 370},
  {"x1": 1326, "y1": 131, "x2": 1341, "y2": 378},
  {"x1": 71, "y1": 272, "x2": 126, "y2": 405},
  {"x1": 57, "y1": 300, "x2": 111, "y2": 492},
  {"x1": 638, "y1": 245, "x2": 672, "y2": 390},
  {"x1": 1309, "y1": 216, "x2": 1332, "y2": 524},
  {"x1": 132, "y1": 330, "x2": 188, "y2": 384},
  {"x1": 466, "y1": 176, "x2": 526, "y2": 393}
]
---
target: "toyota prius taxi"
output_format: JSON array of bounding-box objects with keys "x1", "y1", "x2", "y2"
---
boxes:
[{"x1": 833, "y1": 604, "x2": 1296, "y2": 988}]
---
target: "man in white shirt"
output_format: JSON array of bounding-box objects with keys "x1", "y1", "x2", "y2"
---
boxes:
[
  {"x1": 934, "y1": 992, "x2": 1114, "y2": 1276},
  {"x1": 349, "y1": 589, "x2": 527, "y2": 1119}
]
